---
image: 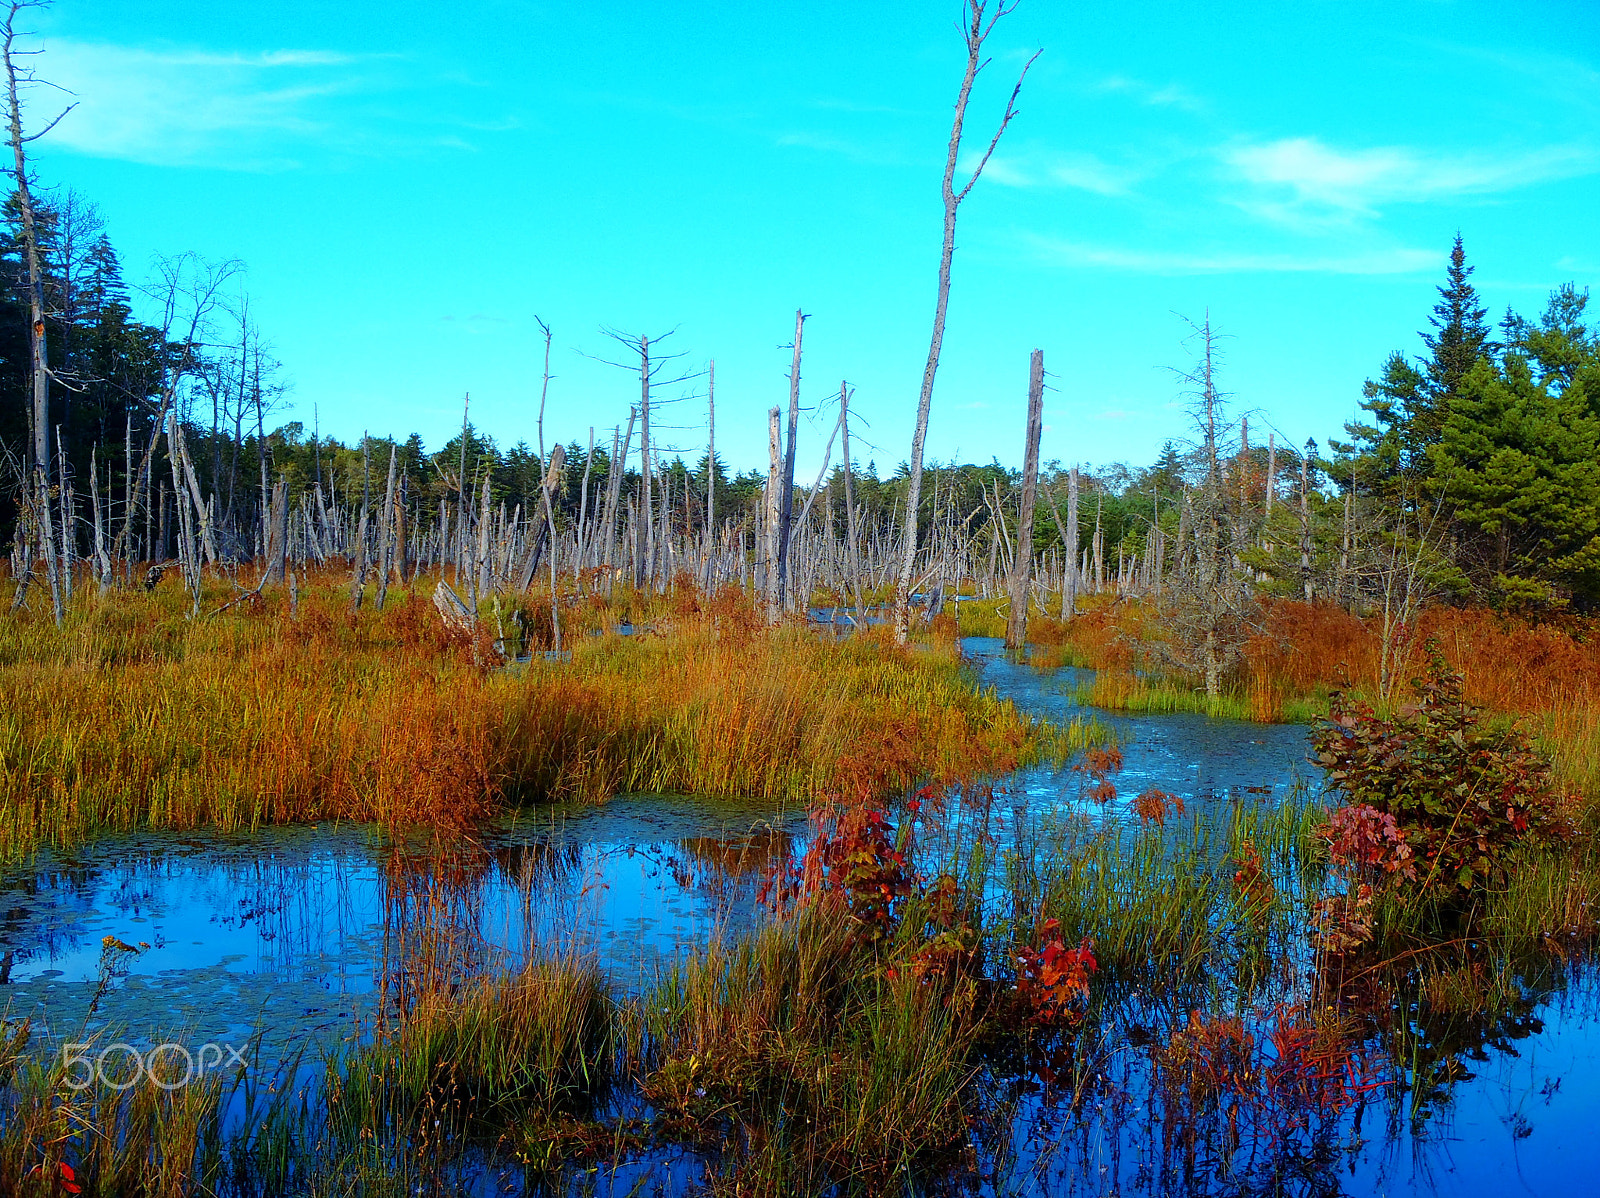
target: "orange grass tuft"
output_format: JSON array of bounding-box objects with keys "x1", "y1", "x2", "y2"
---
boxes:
[{"x1": 0, "y1": 572, "x2": 1083, "y2": 859}]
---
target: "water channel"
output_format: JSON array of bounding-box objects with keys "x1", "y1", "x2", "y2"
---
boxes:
[{"x1": 1, "y1": 636, "x2": 1595, "y2": 1194}]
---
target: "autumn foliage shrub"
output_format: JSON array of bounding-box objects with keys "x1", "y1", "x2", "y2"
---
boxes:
[
  {"x1": 1312, "y1": 642, "x2": 1571, "y2": 901},
  {"x1": 1013, "y1": 918, "x2": 1097, "y2": 1026}
]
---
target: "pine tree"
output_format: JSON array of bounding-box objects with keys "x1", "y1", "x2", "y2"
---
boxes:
[
  {"x1": 1503, "y1": 283, "x2": 1600, "y2": 400},
  {"x1": 1420, "y1": 233, "x2": 1493, "y2": 429},
  {"x1": 1429, "y1": 353, "x2": 1600, "y2": 604},
  {"x1": 1337, "y1": 236, "x2": 1493, "y2": 495}
]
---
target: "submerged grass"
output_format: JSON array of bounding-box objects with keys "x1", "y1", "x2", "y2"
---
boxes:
[
  {"x1": 637, "y1": 902, "x2": 980, "y2": 1194},
  {"x1": 5, "y1": 778, "x2": 1600, "y2": 1195},
  {"x1": 0, "y1": 573, "x2": 1090, "y2": 861}
]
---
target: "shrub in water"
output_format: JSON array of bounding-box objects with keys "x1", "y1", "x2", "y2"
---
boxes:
[{"x1": 1312, "y1": 641, "x2": 1570, "y2": 900}]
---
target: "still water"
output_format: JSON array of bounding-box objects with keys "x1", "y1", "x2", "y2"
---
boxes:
[{"x1": 1, "y1": 637, "x2": 1595, "y2": 1195}]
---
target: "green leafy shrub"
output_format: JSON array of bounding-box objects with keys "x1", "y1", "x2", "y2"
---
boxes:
[{"x1": 1312, "y1": 641, "x2": 1570, "y2": 898}]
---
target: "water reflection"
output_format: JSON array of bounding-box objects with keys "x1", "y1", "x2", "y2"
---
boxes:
[
  {"x1": 0, "y1": 801, "x2": 804, "y2": 1058},
  {"x1": 0, "y1": 636, "x2": 1597, "y2": 1194}
]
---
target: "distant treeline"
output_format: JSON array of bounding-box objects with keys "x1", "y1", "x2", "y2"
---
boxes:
[{"x1": 0, "y1": 184, "x2": 1594, "y2": 613}]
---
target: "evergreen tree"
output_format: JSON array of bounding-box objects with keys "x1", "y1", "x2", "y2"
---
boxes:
[
  {"x1": 1338, "y1": 236, "x2": 1493, "y2": 494},
  {"x1": 1503, "y1": 283, "x2": 1600, "y2": 403},
  {"x1": 1420, "y1": 233, "x2": 1494, "y2": 427},
  {"x1": 1429, "y1": 354, "x2": 1600, "y2": 604}
]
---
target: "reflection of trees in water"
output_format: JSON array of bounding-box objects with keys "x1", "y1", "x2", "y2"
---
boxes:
[
  {"x1": 377, "y1": 834, "x2": 584, "y2": 1019},
  {"x1": 970, "y1": 944, "x2": 1599, "y2": 1197},
  {"x1": 668, "y1": 825, "x2": 793, "y2": 901},
  {"x1": 0, "y1": 837, "x2": 368, "y2": 978},
  {"x1": 0, "y1": 859, "x2": 101, "y2": 968}
]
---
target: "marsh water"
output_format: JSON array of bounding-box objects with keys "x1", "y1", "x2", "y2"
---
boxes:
[{"x1": 3, "y1": 637, "x2": 1597, "y2": 1194}]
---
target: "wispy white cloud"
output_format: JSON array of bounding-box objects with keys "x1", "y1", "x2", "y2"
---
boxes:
[
  {"x1": 1223, "y1": 136, "x2": 1595, "y2": 225},
  {"x1": 1027, "y1": 234, "x2": 1438, "y2": 276},
  {"x1": 1094, "y1": 75, "x2": 1205, "y2": 114},
  {"x1": 35, "y1": 39, "x2": 467, "y2": 170},
  {"x1": 961, "y1": 148, "x2": 1139, "y2": 195}
]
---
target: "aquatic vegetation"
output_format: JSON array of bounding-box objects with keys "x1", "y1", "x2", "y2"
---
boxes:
[
  {"x1": 1313, "y1": 643, "x2": 1572, "y2": 900},
  {"x1": 330, "y1": 957, "x2": 616, "y2": 1145},
  {"x1": 1132, "y1": 787, "x2": 1184, "y2": 826},
  {"x1": 0, "y1": 1030, "x2": 233, "y2": 1198},
  {"x1": 0, "y1": 573, "x2": 1090, "y2": 861},
  {"x1": 637, "y1": 903, "x2": 982, "y2": 1195},
  {"x1": 1012, "y1": 919, "x2": 1097, "y2": 1026},
  {"x1": 6, "y1": 589, "x2": 1600, "y2": 1194}
]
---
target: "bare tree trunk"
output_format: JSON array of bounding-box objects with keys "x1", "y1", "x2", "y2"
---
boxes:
[
  {"x1": 350, "y1": 436, "x2": 370, "y2": 610},
  {"x1": 638, "y1": 336, "x2": 654, "y2": 590},
  {"x1": 703, "y1": 360, "x2": 716, "y2": 592},
  {"x1": 1265, "y1": 432, "x2": 1276, "y2": 513},
  {"x1": 840, "y1": 382, "x2": 862, "y2": 615},
  {"x1": 90, "y1": 445, "x2": 108, "y2": 589},
  {"x1": 376, "y1": 444, "x2": 397, "y2": 610},
  {"x1": 1005, "y1": 350, "x2": 1044, "y2": 650},
  {"x1": 455, "y1": 393, "x2": 471, "y2": 589},
  {"x1": 266, "y1": 478, "x2": 289, "y2": 585},
  {"x1": 778, "y1": 310, "x2": 804, "y2": 609},
  {"x1": 534, "y1": 319, "x2": 561, "y2": 654},
  {"x1": 894, "y1": 3, "x2": 1037, "y2": 643},
  {"x1": 475, "y1": 475, "x2": 492, "y2": 604},
  {"x1": 1062, "y1": 467, "x2": 1079, "y2": 617},
  {"x1": 764, "y1": 406, "x2": 782, "y2": 622},
  {"x1": 55, "y1": 430, "x2": 72, "y2": 602},
  {"x1": 576, "y1": 425, "x2": 594, "y2": 581},
  {"x1": 608, "y1": 416, "x2": 631, "y2": 586},
  {"x1": 1299, "y1": 445, "x2": 1312, "y2": 602},
  {"x1": 3, "y1": 4, "x2": 68, "y2": 623}
]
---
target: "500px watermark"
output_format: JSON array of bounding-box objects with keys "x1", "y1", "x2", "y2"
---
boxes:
[{"x1": 61, "y1": 1042, "x2": 249, "y2": 1090}]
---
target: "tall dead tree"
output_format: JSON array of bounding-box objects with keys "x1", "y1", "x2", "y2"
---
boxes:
[
  {"x1": 1152, "y1": 314, "x2": 1260, "y2": 700},
  {"x1": 764, "y1": 406, "x2": 782, "y2": 621},
  {"x1": 839, "y1": 382, "x2": 863, "y2": 613},
  {"x1": 3, "y1": 1, "x2": 73, "y2": 623},
  {"x1": 1004, "y1": 349, "x2": 1044, "y2": 650},
  {"x1": 894, "y1": 1, "x2": 1038, "y2": 642},
  {"x1": 594, "y1": 328, "x2": 697, "y2": 592},
  {"x1": 703, "y1": 360, "x2": 716, "y2": 591},
  {"x1": 777, "y1": 310, "x2": 805, "y2": 609},
  {"x1": 535, "y1": 318, "x2": 561, "y2": 653}
]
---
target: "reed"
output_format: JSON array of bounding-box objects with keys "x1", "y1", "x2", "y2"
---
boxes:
[
  {"x1": 329, "y1": 957, "x2": 616, "y2": 1147},
  {"x1": 0, "y1": 1027, "x2": 231, "y2": 1198},
  {"x1": 1064, "y1": 670, "x2": 1323, "y2": 724},
  {"x1": 637, "y1": 902, "x2": 980, "y2": 1194},
  {"x1": 0, "y1": 574, "x2": 1087, "y2": 860},
  {"x1": 1011, "y1": 797, "x2": 1325, "y2": 990}
]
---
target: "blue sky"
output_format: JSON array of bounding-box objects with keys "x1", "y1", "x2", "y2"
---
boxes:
[{"x1": 26, "y1": 0, "x2": 1600, "y2": 476}]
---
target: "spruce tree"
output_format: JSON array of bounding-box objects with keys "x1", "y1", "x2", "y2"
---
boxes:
[
  {"x1": 1419, "y1": 233, "x2": 1493, "y2": 434},
  {"x1": 1429, "y1": 353, "x2": 1600, "y2": 604},
  {"x1": 1337, "y1": 236, "x2": 1493, "y2": 494}
]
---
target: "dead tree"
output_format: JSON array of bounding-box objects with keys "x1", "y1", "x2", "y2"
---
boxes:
[
  {"x1": 535, "y1": 318, "x2": 561, "y2": 654},
  {"x1": 778, "y1": 310, "x2": 806, "y2": 609},
  {"x1": 3, "y1": 1, "x2": 73, "y2": 622},
  {"x1": 593, "y1": 328, "x2": 698, "y2": 592},
  {"x1": 113, "y1": 255, "x2": 239, "y2": 573},
  {"x1": 1151, "y1": 314, "x2": 1259, "y2": 700},
  {"x1": 703, "y1": 359, "x2": 717, "y2": 591},
  {"x1": 894, "y1": 1, "x2": 1039, "y2": 642},
  {"x1": 1004, "y1": 350, "x2": 1044, "y2": 650},
  {"x1": 840, "y1": 382, "x2": 863, "y2": 614},
  {"x1": 764, "y1": 406, "x2": 782, "y2": 621}
]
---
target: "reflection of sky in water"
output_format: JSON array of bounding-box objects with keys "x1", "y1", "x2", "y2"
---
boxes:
[
  {"x1": 0, "y1": 799, "x2": 800, "y2": 1058},
  {"x1": 964, "y1": 636, "x2": 1315, "y2": 812},
  {"x1": 1, "y1": 634, "x2": 1597, "y2": 1194}
]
